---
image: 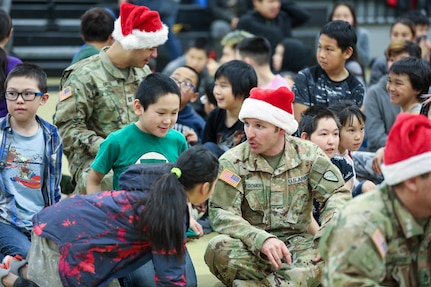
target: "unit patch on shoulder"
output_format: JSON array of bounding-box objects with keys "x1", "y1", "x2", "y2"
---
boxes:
[
  {"x1": 323, "y1": 170, "x2": 339, "y2": 182},
  {"x1": 59, "y1": 86, "x2": 73, "y2": 101},
  {"x1": 372, "y1": 229, "x2": 387, "y2": 259},
  {"x1": 219, "y1": 168, "x2": 241, "y2": 188}
]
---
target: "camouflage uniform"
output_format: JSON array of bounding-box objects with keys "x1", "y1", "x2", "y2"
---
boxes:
[
  {"x1": 320, "y1": 184, "x2": 431, "y2": 287},
  {"x1": 53, "y1": 47, "x2": 151, "y2": 194},
  {"x1": 205, "y1": 135, "x2": 351, "y2": 286}
]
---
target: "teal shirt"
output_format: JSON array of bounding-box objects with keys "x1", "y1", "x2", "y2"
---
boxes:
[
  {"x1": 91, "y1": 123, "x2": 188, "y2": 190},
  {"x1": 71, "y1": 44, "x2": 100, "y2": 64}
]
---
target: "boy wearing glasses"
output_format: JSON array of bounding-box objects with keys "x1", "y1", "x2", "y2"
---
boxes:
[
  {"x1": 0, "y1": 63, "x2": 62, "y2": 262},
  {"x1": 170, "y1": 66, "x2": 206, "y2": 144}
]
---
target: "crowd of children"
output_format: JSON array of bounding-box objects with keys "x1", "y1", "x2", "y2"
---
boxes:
[{"x1": 1, "y1": 1, "x2": 431, "y2": 286}]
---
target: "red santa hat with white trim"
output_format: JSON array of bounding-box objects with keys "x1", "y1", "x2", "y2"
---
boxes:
[
  {"x1": 238, "y1": 87, "x2": 298, "y2": 135},
  {"x1": 381, "y1": 113, "x2": 431, "y2": 185},
  {"x1": 112, "y1": 3, "x2": 168, "y2": 50}
]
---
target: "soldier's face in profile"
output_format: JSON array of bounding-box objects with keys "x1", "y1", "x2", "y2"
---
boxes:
[{"x1": 128, "y1": 47, "x2": 158, "y2": 68}]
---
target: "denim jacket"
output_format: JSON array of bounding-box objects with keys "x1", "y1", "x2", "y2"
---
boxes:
[{"x1": 0, "y1": 115, "x2": 62, "y2": 228}]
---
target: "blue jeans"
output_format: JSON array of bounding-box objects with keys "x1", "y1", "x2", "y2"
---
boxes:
[
  {"x1": 0, "y1": 222, "x2": 32, "y2": 261},
  {"x1": 122, "y1": 249, "x2": 197, "y2": 287}
]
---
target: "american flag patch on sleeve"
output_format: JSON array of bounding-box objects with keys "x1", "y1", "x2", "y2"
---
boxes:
[
  {"x1": 219, "y1": 168, "x2": 241, "y2": 188},
  {"x1": 59, "y1": 86, "x2": 73, "y2": 101},
  {"x1": 372, "y1": 229, "x2": 387, "y2": 259}
]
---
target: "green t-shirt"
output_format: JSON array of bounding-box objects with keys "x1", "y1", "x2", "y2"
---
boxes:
[
  {"x1": 71, "y1": 44, "x2": 99, "y2": 64},
  {"x1": 91, "y1": 123, "x2": 188, "y2": 189}
]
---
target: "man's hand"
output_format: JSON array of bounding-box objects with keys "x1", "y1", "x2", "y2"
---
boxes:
[{"x1": 261, "y1": 238, "x2": 292, "y2": 269}]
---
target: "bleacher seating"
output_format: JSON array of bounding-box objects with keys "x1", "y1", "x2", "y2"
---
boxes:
[
  {"x1": 9, "y1": 0, "x2": 399, "y2": 77},
  {"x1": 11, "y1": 0, "x2": 101, "y2": 77}
]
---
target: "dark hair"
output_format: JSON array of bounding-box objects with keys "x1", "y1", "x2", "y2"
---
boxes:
[
  {"x1": 0, "y1": 48, "x2": 7, "y2": 93},
  {"x1": 420, "y1": 101, "x2": 430, "y2": 116},
  {"x1": 320, "y1": 20, "x2": 357, "y2": 52},
  {"x1": 5, "y1": 63, "x2": 48, "y2": 93},
  {"x1": 80, "y1": 7, "x2": 115, "y2": 42},
  {"x1": 184, "y1": 37, "x2": 210, "y2": 55},
  {"x1": 135, "y1": 72, "x2": 181, "y2": 110},
  {"x1": 385, "y1": 39, "x2": 421, "y2": 60},
  {"x1": 330, "y1": 102, "x2": 366, "y2": 128},
  {"x1": 390, "y1": 18, "x2": 416, "y2": 38},
  {"x1": 204, "y1": 81, "x2": 217, "y2": 106},
  {"x1": 0, "y1": 8, "x2": 12, "y2": 42},
  {"x1": 236, "y1": 36, "x2": 271, "y2": 66},
  {"x1": 329, "y1": 2, "x2": 357, "y2": 27},
  {"x1": 389, "y1": 57, "x2": 431, "y2": 96},
  {"x1": 214, "y1": 60, "x2": 257, "y2": 99},
  {"x1": 183, "y1": 65, "x2": 201, "y2": 91},
  {"x1": 140, "y1": 145, "x2": 219, "y2": 258},
  {"x1": 403, "y1": 9, "x2": 430, "y2": 26},
  {"x1": 298, "y1": 105, "x2": 341, "y2": 137},
  {"x1": 0, "y1": 9, "x2": 12, "y2": 94},
  {"x1": 278, "y1": 38, "x2": 311, "y2": 73}
]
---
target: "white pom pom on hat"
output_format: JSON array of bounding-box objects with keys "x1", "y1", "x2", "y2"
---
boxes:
[
  {"x1": 112, "y1": 3, "x2": 168, "y2": 50},
  {"x1": 239, "y1": 86, "x2": 298, "y2": 135}
]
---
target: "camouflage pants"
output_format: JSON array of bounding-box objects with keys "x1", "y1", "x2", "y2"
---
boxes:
[
  {"x1": 204, "y1": 234, "x2": 323, "y2": 287},
  {"x1": 27, "y1": 232, "x2": 120, "y2": 287},
  {"x1": 74, "y1": 166, "x2": 114, "y2": 194}
]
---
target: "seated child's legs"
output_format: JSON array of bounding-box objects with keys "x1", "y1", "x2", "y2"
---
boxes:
[
  {"x1": 121, "y1": 249, "x2": 197, "y2": 287},
  {"x1": 0, "y1": 223, "x2": 31, "y2": 259}
]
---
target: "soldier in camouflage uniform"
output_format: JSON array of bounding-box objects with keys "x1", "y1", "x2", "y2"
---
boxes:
[
  {"x1": 320, "y1": 113, "x2": 431, "y2": 286},
  {"x1": 204, "y1": 87, "x2": 351, "y2": 287},
  {"x1": 53, "y1": 3, "x2": 168, "y2": 194}
]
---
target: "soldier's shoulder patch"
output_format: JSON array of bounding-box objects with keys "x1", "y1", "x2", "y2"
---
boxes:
[
  {"x1": 219, "y1": 168, "x2": 241, "y2": 188},
  {"x1": 323, "y1": 170, "x2": 339, "y2": 182},
  {"x1": 371, "y1": 229, "x2": 388, "y2": 259},
  {"x1": 371, "y1": 228, "x2": 387, "y2": 259},
  {"x1": 59, "y1": 86, "x2": 73, "y2": 101}
]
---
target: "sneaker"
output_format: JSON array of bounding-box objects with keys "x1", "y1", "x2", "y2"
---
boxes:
[{"x1": 2, "y1": 255, "x2": 26, "y2": 277}]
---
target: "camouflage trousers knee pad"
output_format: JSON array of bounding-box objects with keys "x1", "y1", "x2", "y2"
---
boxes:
[{"x1": 205, "y1": 234, "x2": 324, "y2": 286}]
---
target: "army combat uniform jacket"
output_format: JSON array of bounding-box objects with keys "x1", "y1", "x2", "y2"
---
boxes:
[
  {"x1": 53, "y1": 47, "x2": 151, "y2": 186},
  {"x1": 210, "y1": 134, "x2": 351, "y2": 253},
  {"x1": 320, "y1": 184, "x2": 431, "y2": 287}
]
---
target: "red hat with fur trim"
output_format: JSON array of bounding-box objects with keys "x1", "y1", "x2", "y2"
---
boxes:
[
  {"x1": 381, "y1": 113, "x2": 431, "y2": 185},
  {"x1": 112, "y1": 3, "x2": 168, "y2": 50},
  {"x1": 238, "y1": 87, "x2": 298, "y2": 134}
]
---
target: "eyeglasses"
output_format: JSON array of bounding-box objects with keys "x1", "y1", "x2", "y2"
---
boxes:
[
  {"x1": 170, "y1": 77, "x2": 196, "y2": 92},
  {"x1": 4, "y1": 91, "x2": 44, "y2": 101}
]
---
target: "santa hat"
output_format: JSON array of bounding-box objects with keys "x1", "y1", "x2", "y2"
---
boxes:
[
  {"x1": 112, "y1": 3, "x2": 168, "y2": 50},
  {"x1": 239, "y1": 87, "x2": 298, "y2": 135},
  {"x1": 381, "y1": 113, "x2": 431, "y2": 185}
]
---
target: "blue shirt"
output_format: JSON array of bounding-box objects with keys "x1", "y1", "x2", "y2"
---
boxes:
[{"x1": 0, "y1": 115, "x2": 62, "y2": 229}]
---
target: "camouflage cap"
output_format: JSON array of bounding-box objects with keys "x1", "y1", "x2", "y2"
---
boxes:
[{"x1": 221, "y1": 30, "x2": 254, "y2": 48}]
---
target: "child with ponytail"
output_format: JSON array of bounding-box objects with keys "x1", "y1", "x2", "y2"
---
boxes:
[{"x1": 0, "y1": 145, "x2": 219, "y2": 287}]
